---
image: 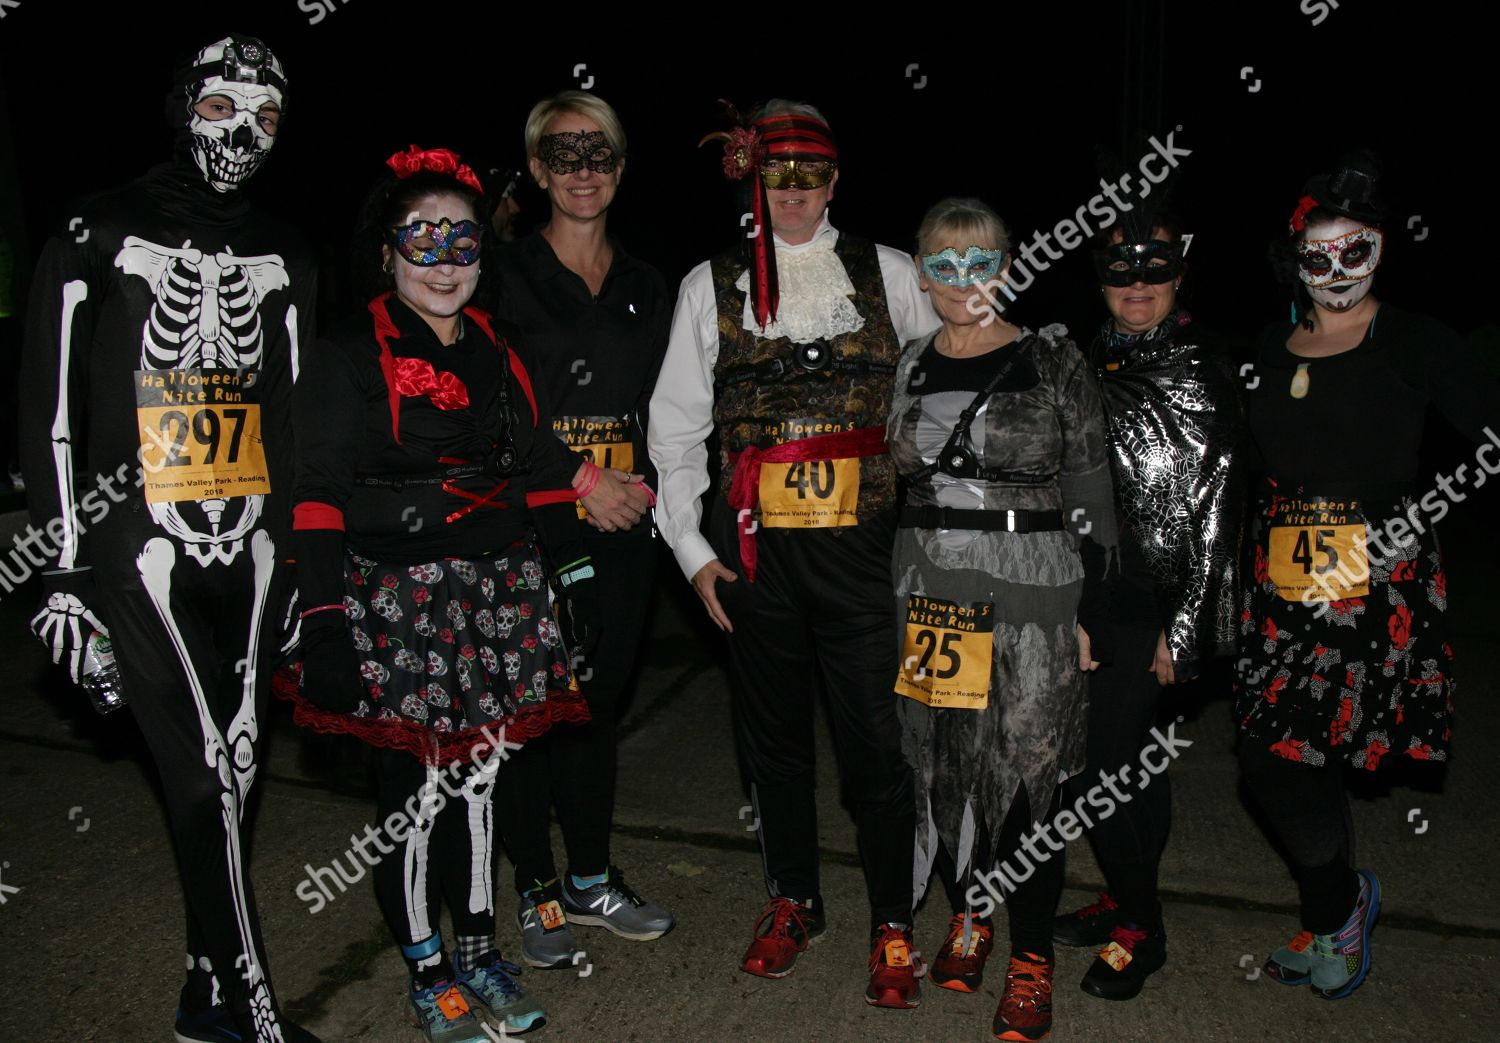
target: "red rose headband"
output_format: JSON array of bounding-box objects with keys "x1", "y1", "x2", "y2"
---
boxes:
[{"x1": 386, "y1": 144, "x2": 485, "y2": 195}]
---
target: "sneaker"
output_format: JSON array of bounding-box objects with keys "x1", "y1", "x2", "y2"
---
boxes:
[
  {"x1": 409, "y1": 978, "x2": 490, "y2": 1043},
  {"x1": 517, "y1": 883, "x2": 580, "y2": 969},
  {"x1": 866, "y1": 922, "x2": 921, "y2": 1009},
  {"x1": 740, "y1": 896, "x2": 826, "y2": 978},
  {"x1": 1263, "y1": 930, "x2": 1314, "y2": 986},
  {"x1": 1052, "y1": 891, "x2": 1120, "y2": 948},
  {"x1": 560, "y1": 865, "x2": 675, "y2": 941},
  {"x1": 175, "y1": 1005, "x2": 323, "y2": 1042},
  {"x1": 457, "y1": 952, "x2": 546, "y2": 1035},
  {"x1": 1079, "y1": 921, "x2": 1167, "y2": 1001},
  {"x1": 174, "y1": 1005, "x2": 239, "y2": 1043},
  {"x1": 992, "y1": 952, "x2": 1054, "y2": 1041},
  {"x1": 1309, "y1": 868, "x2": 1381, "y2": 1000},
  {"x1": 930, "y1": 912, "x2": 994, "y2": 993}
]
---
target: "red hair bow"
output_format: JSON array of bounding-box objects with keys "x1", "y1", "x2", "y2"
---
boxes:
[
  {"x1": 386, "y1": 144, "x2": 485, "y2": 194},
  {"x1": 393, "y1": 357, "x2": 470, "y2": 411},
  {"x1": 1287, "y1": 193, "x2": 1319, "y2": 235}
]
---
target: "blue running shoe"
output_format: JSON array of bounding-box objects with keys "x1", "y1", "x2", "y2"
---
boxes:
[
  {"x1": 458, "y1": 953, "x2": 547, "y2": 1034},
  {"x1": 409, "y1": 978, "x2": 490, "y2": 1043},
  {"x1": 1310, "y1": 869, "x2": 1381, "y2": 999}
]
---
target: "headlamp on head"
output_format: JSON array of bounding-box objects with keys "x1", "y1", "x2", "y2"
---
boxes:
[{"x1": 1093, "y1": 240, "x2": 1185, "y2": 287}]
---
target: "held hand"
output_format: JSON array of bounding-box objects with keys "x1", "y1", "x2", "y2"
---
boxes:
[
  {"x1": 30, "y1": 590, "x2": 107, "y2": 685},
  {"x1": 1076, "y1": 624, "x2": 1101, "y2": 672},
  {"x1": 1150, "y1": 630, "x2": 1177, "y2": 686},
  {"x1": 298, "y1": 618, "x2": 366, "y2": 714},
  {"x1": 692, "y1": 559, "x2": 738, "y2": 633},
  {"x1": 578, "y1": 466, "x2": 649, "y2": 532}
]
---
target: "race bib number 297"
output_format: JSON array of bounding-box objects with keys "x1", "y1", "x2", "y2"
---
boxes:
[
  {"x1": 894, "y1": 594, "x2": 995, "y2": 710},
  {"x1": 136, "y1": 368, "x2": 270, "y2": 504}
]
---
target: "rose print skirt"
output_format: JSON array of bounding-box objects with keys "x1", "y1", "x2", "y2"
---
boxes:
[
  {"x1": 276, "y1": 539, "x2": 589, "y2": 763},
  {"x1": 1235, "y1": 490, "x2": 1454, "y2": 770}
]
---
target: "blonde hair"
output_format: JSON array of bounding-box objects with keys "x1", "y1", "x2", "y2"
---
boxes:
[
  {"x1": 915, "y1": 197, "x2": 1011, "y2": 257},
  {"x1": 524, "y1": 91, "x2": 627, "y2": 161}
]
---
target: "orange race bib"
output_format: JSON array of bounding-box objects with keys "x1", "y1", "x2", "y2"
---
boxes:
[
  {"x1": 1267, "y1": 496, "x2": 1369, "y2": 603},
  {"x1": 754, "y1": 418, "x2": 861, "y2": 528},
  {"x1": 894, "y1": 594, "x2": 995, "y2": 709},
  {"x1": 556, "y1": 415, "x2": 635, "y2": 519},
  {"x1": 135, "y1": 368, "x2": 270, "y2": 504}
]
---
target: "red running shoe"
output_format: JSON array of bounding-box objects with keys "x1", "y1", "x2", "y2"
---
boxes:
[
  {"x1": 993, "y1": 952, "x2": 1054, "y2": 1041},
  {"x1": 866, "y1": 922, "x2": 922, "y2": 1009},
  {"x1": 931, "y1": 913, "x2": 994, "y2": 993},
  {"x1": 740, "y1": 897, "x2": 825, "y2": 978}
]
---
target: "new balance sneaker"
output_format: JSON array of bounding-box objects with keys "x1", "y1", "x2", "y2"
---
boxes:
[
  {"x1": 1052, "y1": 891, "x2": 1120, "y2": 948},
  {"x1": 1263, "y1": 930, "x2": 1315, "y2": 986},
  {"x1": 1309, "y1": 868, "x2": 1380, "y2": 1000},
  {"x1": 741, "y1": 896, "x2": 826, "y2": 978},
  {"x1": 517, "y1": 883, "x2": 579, "y2": 969},
  {"x1": 866, "y1": 922, "x2": 921, "y2": 1009},
  {"x1": 409, "y1": 978, "x2": 490, "y2": 1043},
  {"x1": 560, "y1": 865, "x2": 675, "y2": 941},
  {"x1": 992, "y1": 952, "x2": 1054, "y2": 1041},
  {"x1": 1079, "y1": 921, "x2": 1166, "y2": 1001},
  {"x1": 457, "y1": 952, "x2": 546, "y2": 1035},
  {"x1": 930, "y1": 912, "x2": 994, "y2": 993}
]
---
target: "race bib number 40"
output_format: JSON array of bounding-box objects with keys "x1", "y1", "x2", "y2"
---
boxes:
[
  {"x1": 894, "y1": 594, "x2": 995, "y2": 709},
  {"x1": 758, "y1": 458, "x2": 860, "y2": 528},
  {"x1": 136, "y1": 368, "x2": 269, "y2": 504},
  {"x1": 1267, "y1": 497, "x2": 1369, "y2": 602}
]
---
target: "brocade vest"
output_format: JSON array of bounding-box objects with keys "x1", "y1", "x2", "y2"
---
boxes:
[{"x1": 709, "y1": 234, "x2": 902, "y2": 522}]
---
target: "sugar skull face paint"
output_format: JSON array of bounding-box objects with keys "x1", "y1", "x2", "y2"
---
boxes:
[
  {"x1": 538, "y1": 131, "x2": 618, "y2": 176},
  {"x1": 920, "y1": 246, "x2": 1008, "y2": 288},
  {"x1": 391, "y1": 218, "x2": 483, "y2": 267},
  {"x1": 1296, "y1": 219, "x2": 1383, "y2": 310}
]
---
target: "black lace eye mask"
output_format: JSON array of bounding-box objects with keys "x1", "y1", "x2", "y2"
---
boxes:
[{"x1": 538, "y1": 131, "x2": 618, "y2": 175}]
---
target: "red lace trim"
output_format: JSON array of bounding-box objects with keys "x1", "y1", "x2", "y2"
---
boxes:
[{"x1": 271, "y1": 666, "x2": 590, "y2": 764}]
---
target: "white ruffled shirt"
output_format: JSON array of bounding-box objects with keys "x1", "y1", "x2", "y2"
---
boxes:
[{"x1": 647, "y1": 212, "x2": 941, "y2": 579}]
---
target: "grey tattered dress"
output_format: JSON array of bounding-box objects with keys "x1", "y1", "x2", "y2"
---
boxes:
[{"x1": 887, "y1": 325, "x2": 1117, "y2": 900}]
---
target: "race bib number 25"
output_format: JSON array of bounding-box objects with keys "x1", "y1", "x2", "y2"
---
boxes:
[
  {"x1": 894, "y1": 594, "x2": 995, "y2": 710},
  {"x1": 136, "y1": 368, "x2": 270, "y2": 504}
]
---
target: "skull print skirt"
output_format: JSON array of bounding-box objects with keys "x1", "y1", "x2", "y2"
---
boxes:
[{"x1": 275, "y1": 539, "x2": 590, "y2": 764}]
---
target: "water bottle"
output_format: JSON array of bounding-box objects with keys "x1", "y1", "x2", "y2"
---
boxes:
[{"x1": 80, "y1": 630, "x2": 127, "y2": 715}]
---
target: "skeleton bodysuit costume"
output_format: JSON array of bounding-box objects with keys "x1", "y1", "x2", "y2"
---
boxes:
[{"x1": 18, "y1": 36, "x2": 316, "y2": 1042}]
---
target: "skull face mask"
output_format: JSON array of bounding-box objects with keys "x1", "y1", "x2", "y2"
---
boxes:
[
  {"x1": 176, "y1": 35, "x2": 287, "y2": 193},
  {"x1": 1295, "y1": 220, "x2": 1383, "y2": 311}
]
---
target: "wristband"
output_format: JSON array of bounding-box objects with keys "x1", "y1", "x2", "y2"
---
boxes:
[
  {"x1": 573, "y1": 460, "x2": 602, "y2": 498},
  {"x1": 640, "y1": 482, "x2": 657, "y2": 507},
  {"x1": 298, "y1": 603, "x2": 346, "y2": 620}
]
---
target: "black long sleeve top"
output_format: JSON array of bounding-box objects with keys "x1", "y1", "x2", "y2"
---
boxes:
[
  {"x1": 291, "y1": 293, "x2": 584, "y2": 565},
  {"x1": 491, "y1": 232, "x2": 670, "y2": 517}
]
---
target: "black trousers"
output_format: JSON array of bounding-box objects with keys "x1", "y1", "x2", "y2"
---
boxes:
[
  {"x1": 1239, "y1": 741, "x2": 1359, "y2": 934},
  {"x1": 710, "y1": 500, "x2": 915, "y2": 927},
  {"x1": 98, "y1": 528, "x2": 291, "y2": 1041},
  {"x1": 497, "y1": 530, "x2": 658, "y2": 891},
  {"x1": 1062, "y1": 621, "x2": 1172, "y2": 927}
]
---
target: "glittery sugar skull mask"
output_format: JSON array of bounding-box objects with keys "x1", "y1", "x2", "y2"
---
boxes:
[
  {"x1": 1295, "y1": 225, "x2": 1383, "y2": 311},
  {"x1": 180, "y1": 35, "x2": 286, "y2": 192},
  {"x1": 920, "y1": 246, "x2": 1007, "y2": 288},
  {"x1": 538, "y1": 131, "x2": 618, "y2": 176}
]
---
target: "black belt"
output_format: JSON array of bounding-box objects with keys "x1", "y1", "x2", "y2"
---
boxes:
[{"x1": 899, "y1": 505, "x2": 1065, "y2": 532}]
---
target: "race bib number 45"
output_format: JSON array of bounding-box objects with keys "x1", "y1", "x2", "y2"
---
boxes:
[
  {"x1": 136, "y1": 368, "x2": 269, "y2": 504},
  {"x1": 1267, "y1": 497, "x2": 1369, "y2": 602},
  {"x1": 894, "y1": 594, "x2": 995, "y2": 709}
]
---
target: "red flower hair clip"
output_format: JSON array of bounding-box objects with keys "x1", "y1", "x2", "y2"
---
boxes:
[
  {"x1": 698, "y1": 100, "x2": 764, "y2": 180},
  {"x1": 386, "y1": 144, "x2": 485, "y2": 194},
  {"x1": 1287, "y1": 193, "x2": 1319, "y2": 235}
]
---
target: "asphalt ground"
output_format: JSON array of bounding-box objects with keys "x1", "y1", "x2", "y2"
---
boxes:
[{"x1": 0, "y1": 504, "x2": 1496, "y2": 1042}]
